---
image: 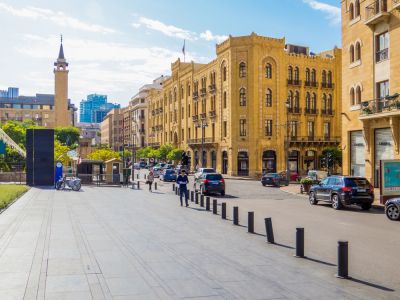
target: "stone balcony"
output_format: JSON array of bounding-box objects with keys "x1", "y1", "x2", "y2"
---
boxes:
[
  {"x1": 365, "y1": 0, "x2": 390, "y2": 26},
  {"x1": 359, "y1": 94, "x2": 400, "y2": 120}
]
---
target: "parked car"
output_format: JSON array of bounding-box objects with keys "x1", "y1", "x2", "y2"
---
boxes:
[
  {"x1": 139, "y1": 161, "x2": 147, "y2": 169},
  {"x1": 133, "y1": 163, "x2": 140, "y2": 170},
  {"x1": 278, "y1": 171, "x2": 300, "y2": 182},
  {"x1": 152, "y1": 167, "x2": 162, "y2": 178},
  {"x1": 385, "y1": 198, "x2": 400, "y2": 221},
  {"x1": 194, "y1": 168, "x2": 216, "y2": 180},
  {"x1": 194, "y1": 173, "x2": 225, "y2": 196},
  {"x1": 160, "y1": 169, "x2": 177, "y2": 182},
  {"x1": 309, "y1": 176, "x2": 374, "y2": 210},
  {"x1": 163, "y1": 164, "x2": 174, "y2": 170},
  {"x1": 261, "y1": 173, "x2": 289, "y2": 187}
]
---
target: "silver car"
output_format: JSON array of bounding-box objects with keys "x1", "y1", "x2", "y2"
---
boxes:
[{"x1": 385, "y1": 198, "x2": 400, "y2": 221}]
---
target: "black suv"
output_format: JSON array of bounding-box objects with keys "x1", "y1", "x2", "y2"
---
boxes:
[
  {"x1": 194, "y1": 173, "x2": 225, "y2": 196},
  {"x1": 309, "y1": 176, "x2": 374, "y2": 210}
]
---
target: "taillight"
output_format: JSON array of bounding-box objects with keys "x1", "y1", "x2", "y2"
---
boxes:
[
  {"x1": 369, "y1": 184, "x2": 374, "y2": 193},
  {"x1": 220, "y1": 179, "x2": 225, "y2": 183},
  {"x1": 342, "y1": 186, "x2": 352, "y2": 192},
  {"x1": 203, "y1": 179, "x2": 209, "y2": 183}
]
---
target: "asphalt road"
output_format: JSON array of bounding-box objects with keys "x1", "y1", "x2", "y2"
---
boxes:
[{"x1": 139, "y1": 170, "x2": 400, "y2": 292}]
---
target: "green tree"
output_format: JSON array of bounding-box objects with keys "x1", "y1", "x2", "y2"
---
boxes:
[
  {"x1": 55, "y1": 126, "x2": 80, "y2": 148},
  {"x1": 321, "y1": 146, "x2": 342, "y2": 173},
  {"x1": 1, "y1": 120, "x2": 44, "y2": 148},
  {"x1": 88, "y1": 148, "x2": 120, "y2": 162},
  {"x1": 54, "y1": 140, "x2": 72, "y2": 166},
  {"x1": 158, "y1": 144, "x2": 174, "y2": 161},
  {"x1": 147, "y1": 148, "x2": 160, "y2": 159},
  {"x1": 136, "y1": 147, "x2": 151, "y2": 159},
  {"x1": 166, "y1": 148, "x2": 183, "y2": 162}
]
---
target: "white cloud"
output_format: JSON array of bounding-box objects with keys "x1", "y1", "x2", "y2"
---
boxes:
[
  {"x1": 302, "y1": 0, "x2": 341, "y2": 25},
  {"x1": 199, "y1": 30, "x2": 228, "y2": 43},
  {"x1": 137, "y1": 17, "x2": 196, "y2": 40},
  {"x1": 0, "y1": 2, "x2": 116, "y2": 34},
  {"x1": 131, "y1": 23, "x2": 141, "y2": 29}
]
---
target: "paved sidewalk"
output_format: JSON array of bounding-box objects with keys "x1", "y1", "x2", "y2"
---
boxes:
[{"x1": 0, "y1": 184, "x2": 397, "y2": 299}]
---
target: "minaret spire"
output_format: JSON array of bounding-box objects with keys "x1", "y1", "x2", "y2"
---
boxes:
[{"x1": 58, "y1": 34, "x2": 65, "y2": 60}]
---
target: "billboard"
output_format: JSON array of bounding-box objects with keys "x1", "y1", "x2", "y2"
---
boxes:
[{"x1": 381, "y1": 160, "x2": 400, "y2": 197}]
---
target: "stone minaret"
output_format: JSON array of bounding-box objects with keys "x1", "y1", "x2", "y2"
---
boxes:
[{"x1": 54, "y1": 35, "x2": 70, "y2": 127}]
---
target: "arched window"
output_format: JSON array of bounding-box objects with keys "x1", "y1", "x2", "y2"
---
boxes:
[
  {"x1": 306, "y1": 92, "x2": 311, "y2": 109},
  {"x1": 265, "y1": 63, "x2": 272, "y2": 78},
  {"x1": 294, "y1": 67, "x2": 299, "y2": 81},
  {"x1": 355, "y1": 42, "x2": 361, "y2": 61},
  {"x1": 223, "y1": 66, "x2": 227, "y2": 81},
  {"x1": 288, "y1": 66, "x2": 293, "y2": 81},
  {"x1": 311, "y1": 69, "x2": 316, "y2": 83},
  {"x1": 356, "y1": 86, "x2": 362, "y2": 104},
  {"x1": 327, "y1": 71, "x2": 332, "y2": 84},
  {"x1": 306, "y1": 68, "x2": 310, "y2": 83},
  {"x1": 294, "y1": 91, "x2": 300, "y2": 108},
  {"x1": 288, "y1": 91, "x2": 293, "y2": 108},
  {"x1": 239, "y1": 62, "x2": 246, "y2": 78},
  {"x1": 239, "y1": 88, "x2": 246, "y2": 106},
  {"x1": 322, "y1": 70, "x2": 327, "y2": 84},
  {"x1": 223, "y1": 91, "x2": 227, "y2": 108},
  {"x1": 328, "y1": 94, "x2": 333, "y2": 110},
  {"x1": 350, "y1": 44, "x2": 355, "y2": 63},
  {"x1": 312, "y1": 93, "x2": 317, "y2": 109},
  {"x1": 350, "y1": 88, "x2": 355, "y2": 106},
  {"x1": 322, "y1": 93, "x2": 327, "y2": 110},
  {"x1": 349, "y1": 3, "x2": 354, "y2": 20},
  {"x1": 355, "y1": 0, "x2": 360, "y2": 17},
  {"x1": 266, "y1": 89, "x2": 272, "y2": 107}
]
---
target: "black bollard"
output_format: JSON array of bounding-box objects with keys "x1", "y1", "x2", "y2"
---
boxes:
[
  {"x1": 221, "y1": 203, "x2": 227, "y2": 219},
  {"x1": 144, "y1": 174, "x2": 147, "y2": 179},
  {"x1": 191, "y1": 191, "x2": 194, "y2": 202},
  {"x1": 212, "y1": 199, "x2": 218, "y2": 214},
  {"x1": 172, "y1": 183, "x2": 175, "y2": 191},
  {"x1": 155, "y1": 182, "x2": 157, "y2": 190},
  {"x1": 195, "y1": 192, "x2": 199, "y2": 204},
  {"x1": 200, "y1": 195, "x2": 204, "y2": 207},
  {"x1": 137, "y1": 181, "x2": 140, "y2": 190},
  {"x1": 175, "y1": 186, "x2": 178, "y2": 195},
  {"x1": 248, "y1": 212, "x2": 254, "y2": 233},
  {"x1": 336, "y1": 241, "x2": 349, "y2": 279},
  {"x1": 295, "y1": 228, "x2": 305, "y2": 258},
  {"x1": 264, "y1": 218, "x2": 275, "y2": 244},
  {"x1": 233, "y1": 206, "x2": 239, "y2": 225},
  {"x1": 206, "y1": 197, "x2": 210, "y2": 211}
]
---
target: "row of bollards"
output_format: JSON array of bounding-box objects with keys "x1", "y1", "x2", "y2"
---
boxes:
[{"x1": 171, "y1": 186, "x2": 349, "y2": 279}]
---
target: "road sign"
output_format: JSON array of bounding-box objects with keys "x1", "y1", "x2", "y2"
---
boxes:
[{"x1": 67, "y1": 150, "x2": 77, "y2": 158}]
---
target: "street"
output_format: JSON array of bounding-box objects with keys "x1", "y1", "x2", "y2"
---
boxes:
[{"x1": 152, "y1": 172, "x2": 400, "y2": 293}]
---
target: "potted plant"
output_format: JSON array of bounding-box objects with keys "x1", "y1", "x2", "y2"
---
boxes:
[{"x1": 300, "y1": 177, "x2": 313, "y2": 194}]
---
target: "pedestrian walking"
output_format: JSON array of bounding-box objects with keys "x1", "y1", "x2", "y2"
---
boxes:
[
  {"x1": 147, "y1": 170, "x2": 154, "y2": 192},
  {"x1": 176, "y1": 170, "x2": 189, "y2": 207}
]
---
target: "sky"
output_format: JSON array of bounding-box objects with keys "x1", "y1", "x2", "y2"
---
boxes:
[{"x1": 0, "y1": 0, "x2": 341, "y2": 108}]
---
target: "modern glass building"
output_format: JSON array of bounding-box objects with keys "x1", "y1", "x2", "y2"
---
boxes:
[{"x1": 79, "y1": 94, "x2": 120, "y2": 123}]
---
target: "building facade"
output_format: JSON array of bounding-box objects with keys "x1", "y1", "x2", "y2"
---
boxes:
[
  {"x1": 0, "y1": 41, "x2": 76, "y2": 127},
  {"x1": 0, "y1": 87, "x2": 19, "y2": 98},
  {"x1": 341, "y1": 0, "x2": 400, "y2": 187},
  {"x1": 79, "y1": 94, "x2": 120, "y2": 123},
  {"x1": 100, "y1": 108, "x2": 123, "y2": 151},
  {"x1": 146, "y1": 33, "x2": 342, "y2": 177}
]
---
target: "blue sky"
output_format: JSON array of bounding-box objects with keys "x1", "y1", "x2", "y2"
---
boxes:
[{"x1": 0, "y1": 0, "x2": 341, "y2": 108}]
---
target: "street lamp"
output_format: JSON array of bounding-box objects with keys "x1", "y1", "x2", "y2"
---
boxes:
[
  {"x1": 196, "y1": 118, "x2": 208, "y2": 167},
  {"x1": 285, "y1": 99, "x2": 290, "y2": 182}
]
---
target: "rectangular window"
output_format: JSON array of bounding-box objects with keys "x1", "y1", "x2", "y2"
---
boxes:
[
  {"x1": 324, "y1": 122, "x2": 331, "y2": 139},
  {"x1": 240, "y1": 119, "x2": 247, "y2": 137},
  {"x1": 376, "y1": 31, "x2": 389, "y2": 63},
  {"x1": 290, "y1": 121, "x2": 297, "y2": 138},
  {"x1": 265, "y1": 120, "x2": 272, "y2": 136},
  {"x1": 307, "y1": 121, "x2": 314, "y2": 139},
  {"x1": 377, "y1": 80, "x2": 389, "y2": 99},
  {"x1": 223, "y1": 121, "x2": 227, "y2": 137}
]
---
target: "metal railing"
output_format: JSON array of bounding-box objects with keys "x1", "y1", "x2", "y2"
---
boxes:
[
  {"x1": 376, "y1": 48, "x2": 389, "y2": 62},
  {"x1": 209, "y1": 110, "x2": 216, "y2": 118},
  {"x1": 305, "y1": 81, "x2": 318, "y2": 88},
  {"x1": 188, "y1": 138, "x2": 213, "y2": 145},
  {"x1": 287, "y1": 79, "x2": 302, "y2": 86},
  {"x1": 288, "y1": 107, "x2": 302, "y2": 114},
  {"x1": 321, "y1": 82, "x2": 335, "y2": 89},
  {"x1": 290, "y1": 136, "x2": 340, "y2": 143},
  {"x1": 304, "y1": 108, "x2": 318, "y2": 115},
  {"x1": 365, "y1": 0, "x2": 387, "y2": 21},
  {"x1": 321, "y1": 109, "x2": 334, "y2": 116},
  {"x1": 360, "y1": 94, "x2": 400, "y2": 115}
]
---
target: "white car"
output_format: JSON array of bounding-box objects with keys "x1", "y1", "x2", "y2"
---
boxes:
[{"x1": 194, "y1": 168, "x2": 216, "y2": 180}]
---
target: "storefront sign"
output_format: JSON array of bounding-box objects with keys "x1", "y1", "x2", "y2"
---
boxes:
[{"x1": 381, "y1": 160, "x2": 400, "y2": 196}]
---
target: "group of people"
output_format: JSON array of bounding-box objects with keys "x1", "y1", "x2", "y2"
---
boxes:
[{"x1": 145, "y1": 169, "x2": 190, "y2": 207}]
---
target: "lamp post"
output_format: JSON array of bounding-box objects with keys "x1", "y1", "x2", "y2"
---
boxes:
[
  {"x1": 196, "y1": 118, "x2": 208, "y2": 167},
  {"x1": 285, "y1": 99, "x2": 290, "y2": 182}
]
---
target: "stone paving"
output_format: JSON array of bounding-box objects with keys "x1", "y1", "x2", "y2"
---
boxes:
[{"x1": 0, "y1": 184, "x2": 398, "y2": 300}]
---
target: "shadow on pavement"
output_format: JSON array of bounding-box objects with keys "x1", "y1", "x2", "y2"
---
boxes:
[
  {"x1": 349, "y1": 277, "x2": 395, "y2": 292},
  {"x1": 317, "y1": 203, "x2": 384, "y2": 215}
]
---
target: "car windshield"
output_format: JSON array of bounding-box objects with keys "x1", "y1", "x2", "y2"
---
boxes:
[
  {"x1": 344, "y1": 178, "x2": 370, "y2": 188},
  {"x1": 203, "y1": 169, "x2": 215, "y2": 173},
  {"x1": 165, "y1": 170, "x2": 175, "y2": 174},
  {"x1": 265, "y1": 173, "x2": 278, "y2": 177},
  {"x1": 206, "y1": 174, "x2": 222, "y2": 180}
]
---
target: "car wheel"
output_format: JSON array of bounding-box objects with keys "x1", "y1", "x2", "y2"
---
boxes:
[
  {"x1": 331, "y1": 194, "x2": 342, "y2": 210},
  {"x1": 221, "y1": 190, "x2": 225, "y2": 196},
  {"x1": 309, "y1": 192, "x2": 318, "y2": 205},
  {"x1": 386, "y1": 204, "x2": 400, "y2": 221},
  {"x1": 361, "y1": 203, "x2": 371, "y2": 211},
  {"x1": 262, "y1": 183, "x2": 266, "y2": 186}
]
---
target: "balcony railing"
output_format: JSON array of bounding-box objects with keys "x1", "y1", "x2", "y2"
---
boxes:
[
  {"x1": 200, "y1": 88, "x2": 207, "y2": 97},
  {"x1": 304, "y1": 108, "x2": 318, "y2": 115},
  {"x1": 376, "y1": 48, "x2": 389, "y2": 63},
  {"x1": 208, "y1": 84, "x2": 216, "y2": 93},
  {"x1": 365, "y1": 0, "x2": 389, "y2": 25},
  {"x1": 148, "y1": 142, "x2": 160, "y2": 147},
  {"x1": 209, "y1": 110, "x2": 216, "y2": 118},
  {"x1": 188, "y1": 138, "x2": 214, "y2": 145},
  {"x1": 192, "y1": 115, "x2": 199, "y2": 122},
  {"x1": 360, "y1": 94, "x2": 400, "y2": 117},
  {"x1": 193, "y1": 91, "x2": 199, "y2": 100},
  {"x1": 289, "y1": 136, "x2": 340, "y2": 143},
  {"x1": 288, "y1": 107, "x2": 302, "y2": 114},
  {"x1": 305, "y1": 81, "x2": 318, "y2": 88},
  {"x1": 287, "y1": 79, "x2": 302, "y2": 86},
  {"x1": 321, "y1": 109, "x2": 334, "y2": 116},
  {"x1": 200, "y1": 112, "x2": 207, "y2": 120},
  {"x1": 321, "y1": 82, "x2": 335, "y2": 89}
]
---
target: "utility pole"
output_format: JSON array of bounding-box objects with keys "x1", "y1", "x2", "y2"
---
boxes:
[
  {"x1": 285, "y1": 99, "x2": 290, "y2": 182},
  {"x1": 197, "y1": 118, "x2": 208, "y2": 167}
]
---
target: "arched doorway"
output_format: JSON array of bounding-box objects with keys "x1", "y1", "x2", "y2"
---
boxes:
[
  {"x1": 222, "y1": 151, "x2": 228, "y2": 174},
  {"x1": 288, "y1": 150, "x2": 299, "y2": 173},
  {"x1": 304, "y1": 150, "x2": 316, "y2": 172},
  {"x1": 202, "y1": 150, "x2": 207, "y2": 167},
  {"x1": 262, "y1": 150, "x2": 276, "y2": 174},
  {"x1": 211, "y1": 151, "x2": 217, "y2": 170},
  {"x1": 237, "y1": 151, "x2": 249, "y2": 176}
]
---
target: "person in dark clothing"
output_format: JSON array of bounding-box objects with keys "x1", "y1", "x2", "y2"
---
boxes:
[{"x1": 176, "y1": 170, "x2": 189, "y2": 207}]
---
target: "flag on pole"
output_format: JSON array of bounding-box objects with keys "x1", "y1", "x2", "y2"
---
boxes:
[{"x1": 182, "y1": 39, "x2": 186, "y2": 62}]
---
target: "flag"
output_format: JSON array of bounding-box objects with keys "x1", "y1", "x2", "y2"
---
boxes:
[{"x1": 182, "y1": 39, "x2": 186, "y2": 56}]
